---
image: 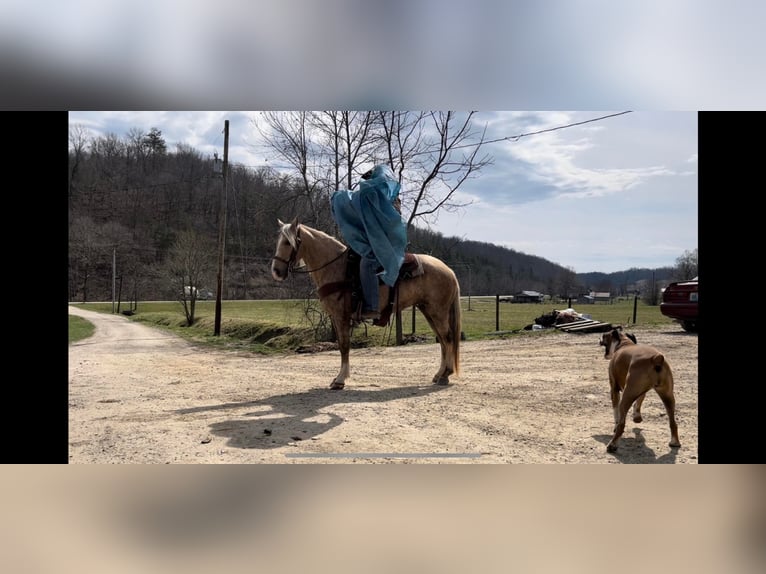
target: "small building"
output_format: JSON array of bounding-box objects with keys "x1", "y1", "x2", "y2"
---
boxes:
[
  {"x1": 579, "y1": 291, "x2": 611, "y2": 304},
  {"x1": 512, "y1": 290, "x2": 544, "y2": 303},
  {"x1": 592, "y1": 291, "x2": 611, "y2": 303}
]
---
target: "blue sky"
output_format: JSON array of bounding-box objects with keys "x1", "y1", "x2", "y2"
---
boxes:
[{"x1": 69, "y1": 111, "x2": 697, "y2": 274}]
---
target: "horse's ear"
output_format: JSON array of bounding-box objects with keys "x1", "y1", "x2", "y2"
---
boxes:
[
  {"x1": 277, "y1": 218, "x2": 285, "y2": 227},
  {"x1": 289, "y1": 217, "x2": 300, "y2": 234}
]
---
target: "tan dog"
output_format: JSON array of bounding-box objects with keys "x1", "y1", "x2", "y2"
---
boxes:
[{"x1": 598, "y1": 327, "x2": 681, "y2": 453}]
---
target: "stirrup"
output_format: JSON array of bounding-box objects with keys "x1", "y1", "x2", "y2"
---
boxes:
[{"x1": 360, "y1": 309, "x2": 379, "y2": 320}]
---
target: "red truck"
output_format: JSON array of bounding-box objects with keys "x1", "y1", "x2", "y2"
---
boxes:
[{"x1": 660, "y1": 277, "x2": 698, "y2": 332}]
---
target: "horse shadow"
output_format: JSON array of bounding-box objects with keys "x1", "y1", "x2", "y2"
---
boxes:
[
  {"x1": 177, "y1": 384, "x2": 448, "y2": 450},
  {"x1": 592, "y1": 429, "x2": 679, "y2": 464}
]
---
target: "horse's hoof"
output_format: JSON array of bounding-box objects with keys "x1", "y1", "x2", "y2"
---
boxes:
[
  {"x1": 330, "y1": 381, "x2": 345, "y2": 390},
  {"x1": 669, "y1": 441, "x2": 681, "y2": 448},
  {"x1": 434, "y1": 377, "x2": 450, "y2": 386},
  {"x1": 633, "y1": 415, "x2": 643, "y2": 423},
  {"x1": 606, "y1": 443, "x2": 618, "y2": 453}
]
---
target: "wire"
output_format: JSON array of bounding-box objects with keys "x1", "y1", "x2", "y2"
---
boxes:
[
  {"x1": 486, "y1": 111, "x2": 632, "y2": 145},
  {"x1": 409, "y1": 111, "x2": 633, "y2": 156},
  {"x1": 236, "y1": 111, "x2": 633, "y2": 168}
]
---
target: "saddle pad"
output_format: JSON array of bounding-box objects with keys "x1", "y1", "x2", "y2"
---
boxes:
[{"x1": 400, "y1": 253, "x2": 423, "y2": 279}]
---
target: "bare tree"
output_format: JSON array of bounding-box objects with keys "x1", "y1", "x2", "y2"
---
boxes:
[
  {"x1": 167, "y1": 229, "x2": 216, "y2": 326},
  {"x1": 68, "y1": 215, "x2": 99, "y2": 302},
  {"x1": 557, "y1": 267, "x2": 579, "y2": 301},
  {"x1": 252, "y1": 112, "x2": 325, "y2": 226},
  {"x1": 673, "y1": 248, "x2": 698, "y2": 280},
  {"x1": 383, "y1": 111, "x2": 493, "y2": 230},
  {"x1": 68, "y1": 124, "x2": 91, "y2": 202},
  {"x1": 370, "y1": 111, "x2": 493, "y2": 343},
  {"x1": 252, "y1": 110, "x2": 495, "y2": 344},
  {"x1": 642, "y1": 273, "x2": 661, "y2": 306},
  {"x1": 253, "y1": 111, "x2": 494, "y2": 231},
  {"x1": 308, "y1": 112, "x2": 375, "y2": 187}
]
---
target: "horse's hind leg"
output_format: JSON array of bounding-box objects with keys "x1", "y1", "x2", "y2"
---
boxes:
[
  {"x1": 433, "y1": 341, "x2": 452, "y2": 385},
  {"x1": 419, "y1": 305, "x2": 453, "y2": 385}
]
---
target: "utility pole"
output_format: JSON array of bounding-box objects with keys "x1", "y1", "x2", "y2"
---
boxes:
[
  {"x1": 112, "y1": 247, "x2": 116, "y2": 313},
  {"x1": 214, "y1": 120, "x2": 229, "y2": 336}
]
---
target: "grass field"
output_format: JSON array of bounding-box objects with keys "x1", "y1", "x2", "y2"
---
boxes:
[
  {"x1": 68, "y1": 314, "x2": 96, "y2": 344},
  {"x1": 70, "y1": 296, "x2": 675, "y2": 352}
]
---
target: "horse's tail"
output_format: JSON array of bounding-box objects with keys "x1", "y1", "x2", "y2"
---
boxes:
[{"x1": 450, "y1": 282, "x2": 461, "y2": 375}]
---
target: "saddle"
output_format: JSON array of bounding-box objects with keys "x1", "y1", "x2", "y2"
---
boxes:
[{"x1": 317, "y1": 250, "x2": 423, "y2": 327}]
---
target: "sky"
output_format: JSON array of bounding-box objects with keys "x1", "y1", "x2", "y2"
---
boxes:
[
  {"x1": 5, "y1": 2, "x2": 758, "y2": 272},
  {"x1": 68, "y1": 110, "x2": 697, "y2": 274}
]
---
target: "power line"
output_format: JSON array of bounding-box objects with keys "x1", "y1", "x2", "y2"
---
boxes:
[
  {"x1": 76, "y1": 112, "x2": 632, "y2": 174},
  {"x1": 412, "y1": 111, "x2": 634, "y2": 156},
  {"x1": 236, "y1": 111, "x2": 634, "y2": 168},
  {"x1": 491, "y1": 111, "x2": 632, "y2": 145}
]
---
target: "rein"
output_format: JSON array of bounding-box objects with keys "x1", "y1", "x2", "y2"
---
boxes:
[{"x1": 292, "y1": 249, "x2": 348, "y2": 274}]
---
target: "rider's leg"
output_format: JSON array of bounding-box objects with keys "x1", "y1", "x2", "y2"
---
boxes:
[{"x1": 359, "y1": 256, "x2": 380, "y2": 315}]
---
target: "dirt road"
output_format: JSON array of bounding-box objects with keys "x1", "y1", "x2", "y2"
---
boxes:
[{"x1": 68, "y1": 305, "x2": 698, "y2": 463}]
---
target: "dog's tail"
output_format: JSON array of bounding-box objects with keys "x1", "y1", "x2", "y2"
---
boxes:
[{"x1": 652, "y1": 353, "x2": 665, "y2": 373}]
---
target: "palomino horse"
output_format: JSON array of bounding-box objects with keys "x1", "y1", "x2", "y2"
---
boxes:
[{"x1": 271, "y1": 218, "x2": 461, "y2": 389}]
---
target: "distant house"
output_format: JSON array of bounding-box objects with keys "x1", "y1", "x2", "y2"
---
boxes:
[
  {"x1": 579, "y1": 291, "x2": 611, "y2": 304},
  {"x1": 512, "y1": 290, "x2": 544, "y2": 303},
  {"x1": 592, "y1": 291, "x2": 611, "y2": 303}
]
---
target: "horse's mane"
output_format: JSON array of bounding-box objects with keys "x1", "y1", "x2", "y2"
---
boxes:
[{"x1": 296, "y1": 222, "x2": 346, "y2": 250}]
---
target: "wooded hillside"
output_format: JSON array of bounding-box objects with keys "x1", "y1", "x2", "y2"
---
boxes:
[{"x1": 68, "y1": 128, "x2": 673, "y2": 303}]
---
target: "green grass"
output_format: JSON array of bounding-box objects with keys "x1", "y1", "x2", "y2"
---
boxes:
[
  {"x1": 70, "y1": 297, "x2": 674, "y2": 352},
  {"x1": 69, "y1": 314, "x2": 96, "y2": 343},
  {"x1": 462, "y1": 296, "x2": 670, "y2": 334}
]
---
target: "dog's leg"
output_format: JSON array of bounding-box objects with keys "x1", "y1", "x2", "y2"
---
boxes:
[
  {"x1": 609, "y1": 372, "x2": 621, "y2": 424},
  {"x1": 656, "y1": 388, "x2": 681, "y2": 448},
  {"x1": 632, "y1": 391, "x2": 648, "y2": 423},
  {"x1": 607, "y1": 380, "x2": 645, "y2": 453}
]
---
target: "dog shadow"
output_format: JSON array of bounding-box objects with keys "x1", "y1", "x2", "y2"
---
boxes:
[
  {"x1": 593, "y1": 429, "x2": 679, "y2": 464},
  {"x1": 177, "y1": 384, "x2": 449, "y2": 450}
]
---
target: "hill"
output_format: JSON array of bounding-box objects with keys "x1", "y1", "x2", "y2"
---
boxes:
[{"x1": 68, "y1": 132, "x2": 677, "y2": 303}]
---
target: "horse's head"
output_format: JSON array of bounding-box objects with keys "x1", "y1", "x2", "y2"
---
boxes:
[{"x1": 271, "y1": 217, "x2": 302, "y2": 280}]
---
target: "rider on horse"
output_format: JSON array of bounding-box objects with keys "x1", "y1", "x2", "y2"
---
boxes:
[{"x1": 330, "y1": 164, "x2": 407, "y2": 321}]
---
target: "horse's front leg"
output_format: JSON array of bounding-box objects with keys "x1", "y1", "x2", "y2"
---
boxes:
[{"x1": 330, "y1": 318, "x2": 351, "y2": 390}]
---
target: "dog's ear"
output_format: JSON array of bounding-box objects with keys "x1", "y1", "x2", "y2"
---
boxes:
[
  {"x1": 626, "y1": 333, "x2": 637, "y2": 344},
  {"x1": 600, "y1": 331, "x2": 613, "y2": 358}
]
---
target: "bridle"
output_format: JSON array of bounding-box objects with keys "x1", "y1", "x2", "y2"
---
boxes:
[
  {"x1": 271, "y1": 225, "x2": 302, "y2": 272},
  {"x1": 271, "y1": 224, "x2": 348, "y2": 275}
]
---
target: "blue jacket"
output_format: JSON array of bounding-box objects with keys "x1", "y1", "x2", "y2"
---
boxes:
[{"x1": 331, "y1": 165, "x2": 407, "y2": 286}]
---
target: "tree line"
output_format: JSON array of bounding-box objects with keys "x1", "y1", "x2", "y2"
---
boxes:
[{"x1": 68, "y1": 115, "x2": 695, "y2": 311}]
